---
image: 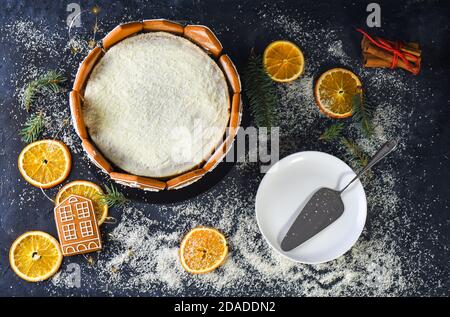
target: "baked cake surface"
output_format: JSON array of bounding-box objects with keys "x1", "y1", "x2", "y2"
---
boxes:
[{"x1": 83, "y1": 32, "x2": 230, "y2": 178}]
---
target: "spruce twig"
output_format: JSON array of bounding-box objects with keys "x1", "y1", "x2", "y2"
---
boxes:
[
  {"x1": 243, "y1": 53, "x2": 278, "y2": 127},
  {"x1": 22, "y1": 70, "x2": 66, "y2": 111},
  {"x1": 352, "y1": 91, "x2": 375, "y2": 138},
  {"x1": 19, "y1": 112, "x2": 45, "y2": 143},
  {"x1": 98, "y1": 184, "x2": 129, "y2": 208},
  {"x1": 341, "y1": 137, "x2": 369, "y2": 167},
  {"x1": 319, "y1": 123, "x2": 344, "y2": 141}
]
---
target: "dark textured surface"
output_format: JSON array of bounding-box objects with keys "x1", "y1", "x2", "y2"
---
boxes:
[{"x1": 0, "y1": 0, "x2": 449, "y2": 296}]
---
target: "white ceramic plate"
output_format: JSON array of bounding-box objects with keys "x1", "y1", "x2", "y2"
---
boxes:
[{"x1": 255, "y1": 151, "x2": 367, "y2": 264}]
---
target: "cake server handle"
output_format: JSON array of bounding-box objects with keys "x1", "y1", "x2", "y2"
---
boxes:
[{"x1": 339, "y1": 139, "x2": 398, "y2": 194}]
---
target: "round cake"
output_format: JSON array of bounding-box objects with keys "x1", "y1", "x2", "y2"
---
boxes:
[{"x1": 83, "y1": 32, "x2": 230, "y2": 178}]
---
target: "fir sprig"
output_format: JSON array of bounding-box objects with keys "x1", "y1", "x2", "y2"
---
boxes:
[
  {"x1": 319, "y1": 123, "x2": 344, "y2": 141},
  {"x1": 352, "y1": 91, "x2": 375, "y2": 138},
  {"x1": 19, "y1": 112, "x2": 45, "y2": 143},
  {"x1": 341, "y1": 137, "x2": 369, "y2": 167},
  {"x1": 243, "y1": 53, "x2": 278, "y2": 127},
  {"x1": 22, "y1": 70, "x2": 66, "y2": 111},
  {"x1": 98, "y1": 184, "x2": 129, "y2": 208}
]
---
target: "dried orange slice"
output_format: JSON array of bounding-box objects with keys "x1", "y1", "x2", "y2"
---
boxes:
[
  {"x1": 263, "y1": 40, "x2": 305, "y2": 83},
  {"x1": 314, "y1": 68, "x2": 362, "y2": 119},
  {"x1": 55, "y1": 180, "x2": 108, "y2": 225},
  {"x1": 18, "y1": 140, "x2": 71, "y2": 189},
  {"x1": 9, "y1": 231, "x2": 63, "y2": 282},
  {"x1": 179, "y1": 227, "x2": 228, "y2": 274}
]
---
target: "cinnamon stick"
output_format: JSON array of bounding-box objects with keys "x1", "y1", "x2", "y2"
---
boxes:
[
  {"x1": 363, "y1": 52, "x2": 391, "y2": 68},
  {"x1": 363, "y1": 51, "x2": 420, "y2": 74},
  {"x1": 357, "y1": 29, "x2": 421, "y2": 74},
  {"x1": 385, "y1": 39, "x2": 421, "y2": 57},
  {"x1": 362, "y1": 37, "x2": 420, "y2": 64}
]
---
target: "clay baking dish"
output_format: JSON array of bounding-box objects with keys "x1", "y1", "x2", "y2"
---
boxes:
[{"x1": 70, "y1": 19, "x2": 242, "y2": 191}]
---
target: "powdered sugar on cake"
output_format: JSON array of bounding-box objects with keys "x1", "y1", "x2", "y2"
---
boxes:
[{"x1": 83, "y1": 32, "x2": 230, "y2": 178}]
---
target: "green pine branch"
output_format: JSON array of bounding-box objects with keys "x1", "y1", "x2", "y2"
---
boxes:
[
  {"x1": 319, "y1": 123, "x2": 344, "y2": 141},
  {"x1": 22, "y1": 70, "x2": 66, "y2": 111},
  {"x1": 352, "y1": 91, "x2": 375, "y2": 138},
  {"x1": 19, "y1": 112, "x2": 45, "y2": 143},
  {"x1": 341, "y1": 137, "x2": 368, "y2": 167},
  {"x1": 98, "y1": 184, "x2": 129, "y2": 208},
  {"x1": 243, "y1": 53, "x2": 278, "y2": 127}
]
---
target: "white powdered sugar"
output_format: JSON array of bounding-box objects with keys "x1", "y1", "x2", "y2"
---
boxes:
[{"x1": 83, "y1": 32, "x2": 229, "y2": 178}]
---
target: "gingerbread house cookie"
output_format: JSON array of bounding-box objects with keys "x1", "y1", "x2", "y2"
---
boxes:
[{"x1": 54, "y1": 194, "x2": 102, "y2": 256}]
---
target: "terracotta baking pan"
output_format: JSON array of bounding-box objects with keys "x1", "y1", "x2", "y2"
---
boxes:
[{"x1": 70, "y1": 19, "x2": 242, "y2": 191}]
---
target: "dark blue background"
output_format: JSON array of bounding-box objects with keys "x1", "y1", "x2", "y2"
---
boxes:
[{"x1": 0, "y1": 0, "x2": 449, "y2": 296}]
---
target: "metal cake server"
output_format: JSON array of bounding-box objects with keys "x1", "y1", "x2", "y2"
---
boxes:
[{"x1": 281, "y1": 140, "x2": 398, "y2": 252}]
